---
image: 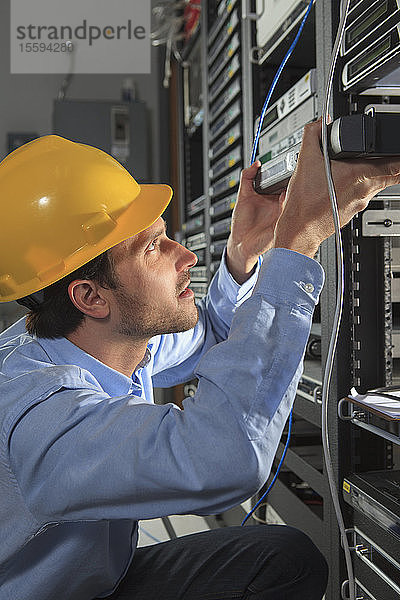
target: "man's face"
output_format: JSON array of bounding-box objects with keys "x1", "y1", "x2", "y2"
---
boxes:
[{"x1": 109, "y1": 217, "x2": 199, "y2": 339}]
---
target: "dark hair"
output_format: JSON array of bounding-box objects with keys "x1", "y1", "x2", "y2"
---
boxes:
[{"x1": 25, "y1": 250, "x2": 119, "y2": 338}]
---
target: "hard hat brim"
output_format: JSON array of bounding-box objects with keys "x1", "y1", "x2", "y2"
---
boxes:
[{"x1": 114, "y1": 182, "x2": 174, "y2": 243}]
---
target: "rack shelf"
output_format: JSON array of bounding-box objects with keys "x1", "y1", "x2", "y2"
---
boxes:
[{"x1": 277, "y1": 443, "x2": 326, "y2": 498}]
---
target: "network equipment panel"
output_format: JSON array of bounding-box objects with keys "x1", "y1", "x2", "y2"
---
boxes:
[
  {"x1": 255, "y1": 103, "x2": 400, "y2": 194},
  {"x1": 254, "y1": 5, "x2": 399, "y2": 600},
  {"x1": 341, "y1": 0, "x2": 400, "y2": 92},
  {"x1": 258, "y1": 94, "x2": 317, "y2": 158},
  {"x1": 209, "y1": 122, "x2": 241, "y2": 161},
  {"x1": 255, "y1": 69, "x2": 317, "y2": 133},
  {"x1": 359, "y1": 66, "x2": 400, "y2": 97},
  {"x1": 342, "y1": 475, "x2": 400, "y2": 599},
  {"x1": 206, "y1": 0, "x2": 243, "y2": 279},
  {"x1": 255, "y1": 0, "x2": 312, "y2": 64},
  {"x1": 173, "y1": 0, "x2": 247, "y2": 444},
  {"x1": 343, "y1": 472, "x2": 400, "y2": 542},
  {"x1": 253, "y1": 70, "x2": 318, "y2": 194},
  {"x1": 344, "y1": 529, "x2": 400, "y2": 600},
  {"x1": 341, "y1": 0, "x2": 399, "y2": 57},
  {"x1": 178, "y1": 0, "x2": 244, "y2": 302}
]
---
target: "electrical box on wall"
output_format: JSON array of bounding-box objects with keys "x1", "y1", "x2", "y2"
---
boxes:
[{"x1": 53, "y1": 99, "x2": 149, "y2": 182}]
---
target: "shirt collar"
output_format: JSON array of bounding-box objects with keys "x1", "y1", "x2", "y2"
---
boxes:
[
  {"x1": 137, "y1": 347, "x2": 152, "y2": 370},
  {"x1": 36, "y1": 335, "x2": 152, "y2": 397}
]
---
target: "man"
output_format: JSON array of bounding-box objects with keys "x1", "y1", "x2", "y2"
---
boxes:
[{"x1": 0, "y1": 122, "x2": 399, "y2": 600}]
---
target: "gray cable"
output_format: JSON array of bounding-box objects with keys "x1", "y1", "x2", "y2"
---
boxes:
[{"x1": 320, "y1": 1, "x2": 355, "y2": 599}]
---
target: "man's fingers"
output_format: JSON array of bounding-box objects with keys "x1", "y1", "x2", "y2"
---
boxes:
[
  {"x1": 302, "y1": 118, "x2": 323, "y2": 144},
  {"x1": 296, "y1": 119, "x2": 325, "y2": 166},
  {"x1": 241, "y1": 160, "x2": 261, "y2": 182},
  {"x1": 356, "y1": 157, "x2": 400, "y2": 181}
]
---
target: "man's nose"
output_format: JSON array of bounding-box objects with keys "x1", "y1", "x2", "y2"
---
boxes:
[{"x1": 176, "y1": 242, "x2": 198, "y2": 271}]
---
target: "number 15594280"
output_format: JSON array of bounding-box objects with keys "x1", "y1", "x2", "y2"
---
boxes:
[{"x1": 18, "y1": 42, "x2": 73, "y2": 52}]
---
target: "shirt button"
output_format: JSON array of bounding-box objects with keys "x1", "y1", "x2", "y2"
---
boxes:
[{"x1": 304, "y1": 282, "x2": 315, "y2": 293}]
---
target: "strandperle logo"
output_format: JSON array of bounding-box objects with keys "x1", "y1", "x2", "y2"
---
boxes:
[
  {"x1": 16, "y1": 20, "x2": 146, "y2": 46},
  {"x1": 10, "y1": 0, "x2": 151, "y2": 74}
]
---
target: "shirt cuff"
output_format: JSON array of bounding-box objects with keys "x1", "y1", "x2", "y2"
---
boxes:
[
  {"x1": 253, "y1": 247, "x2": 325, "y2": 313},
  {"x1": 217, "y1": 247, "x2": 263, "y2": 306}
]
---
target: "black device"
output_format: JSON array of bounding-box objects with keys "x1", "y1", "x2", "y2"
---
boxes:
[
  {"x1": 343, "y1": 471, "x2": 400, "y2": 541},
  {"x1": 327, "y1": 112, "x2": 400, "y2": 159}
]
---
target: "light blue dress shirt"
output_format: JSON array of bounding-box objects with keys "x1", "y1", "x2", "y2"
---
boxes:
[{"x1": 0, "y1": 248, "x2": 324, "y2": 600}]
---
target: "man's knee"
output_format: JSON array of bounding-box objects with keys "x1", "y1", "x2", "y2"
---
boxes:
[
  {"x1": 247, "y1": 525, "x2": 328, "y2": 599},
  {"x1": 279, "y1": 526, "x2": 328, "y2": 577}
]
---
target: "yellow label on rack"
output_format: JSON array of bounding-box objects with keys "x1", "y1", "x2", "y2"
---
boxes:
[
  {"x1": 230, "y1": 200, "x2": 236, "y2": 209},
  {"x1": 228, "y1": 69, "x2": 233, "y2": 78},
  {"x1": 228, "y1": 48, "x2": 233, "y2": 57},
  {"x1": 228, "y1": 135, "x2": 235, "y2": 145},
  {"x1": 343, "y1": 480, "x2": 351, "y2": 493},
  {"x1": 227, "y1": 1, "x2": 233, "y2": 12},
  {"x1": 228, "y1": 25, "x2": 233, "y2": 35},
  {"x1": 229, "y1": 179, "x2": 236, "y2": 188},
  {"x1": 229, "y1": 158, "x2": 235, "y2": 167}
]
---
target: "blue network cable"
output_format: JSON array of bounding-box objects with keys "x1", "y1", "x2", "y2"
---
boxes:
[
  {"x1": 250, "y1": 0, "x2": 316, "y2": 164},
  {"x1": 243, "y1": 0, "x2": 315, "y2": 526},
  {"x1": 242, "y1": 409, "x2": 293, "y2": 526}
]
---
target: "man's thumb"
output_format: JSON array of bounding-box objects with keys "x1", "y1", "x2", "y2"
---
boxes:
[{"x1": 241, "y1": 160, "x2": 261, "y2": 181}]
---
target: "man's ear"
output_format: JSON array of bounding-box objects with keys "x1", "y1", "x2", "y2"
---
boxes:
[{"x1": 68, "y1": 280, "x2": 110, "y2": 319}]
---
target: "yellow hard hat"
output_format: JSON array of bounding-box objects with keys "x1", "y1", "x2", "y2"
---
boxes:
[{"x1": 0, "y1": 135, "x2": 173, "y2": 302}]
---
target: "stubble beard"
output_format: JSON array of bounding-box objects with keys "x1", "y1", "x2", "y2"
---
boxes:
[{"x1": 114, "y1": 287, "x2": 199, "y2": 339}]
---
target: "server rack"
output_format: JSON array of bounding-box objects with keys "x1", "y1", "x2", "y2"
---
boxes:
[
  {"x1": 173, "y1": 1, "x2": 400, "y2": 598},
  {"x1": 174, "y1": 0, "x2": 253, "y2": 407},
  {"x1": 177, "y1": 0, "x2": 251, "y2": 300}
]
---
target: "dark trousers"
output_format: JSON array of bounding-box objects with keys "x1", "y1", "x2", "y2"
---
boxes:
[{"x1": 103, "y1": 524, "x2": 329, "y2": 600}]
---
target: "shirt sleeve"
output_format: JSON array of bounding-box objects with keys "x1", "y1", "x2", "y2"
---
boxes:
[
  {"x1": 9, "y1": 248, "x2": 324, "y2": 524},
  {"x1": 151, "y1": 248, "x2": 262, "y2": 386}
]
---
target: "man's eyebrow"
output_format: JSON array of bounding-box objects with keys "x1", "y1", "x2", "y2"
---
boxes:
[
  {"x1": 150, "y1": 220, "x2": 167, "y2": 238},
  {"x1": 138, "y1": 220, "x2": 167, "y2": 247}
]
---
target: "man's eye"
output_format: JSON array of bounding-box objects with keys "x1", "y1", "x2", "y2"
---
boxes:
[{"x1": 147, "y1": 239, "x2": 158, "y2": 252}]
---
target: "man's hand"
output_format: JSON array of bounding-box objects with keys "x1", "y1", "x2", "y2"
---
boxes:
[
  {"x1": 226, "y1": 161, "x2": 285, "y2": 284},
  {"x1": 274, "y1": 119, "x2": 400, "y2": 257}
]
